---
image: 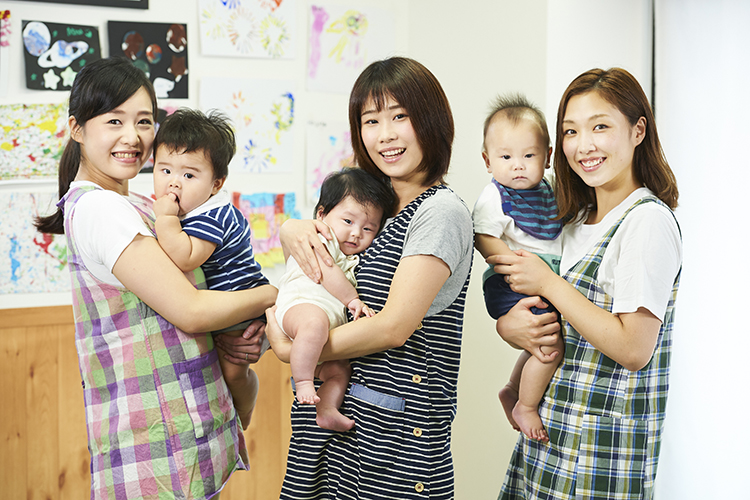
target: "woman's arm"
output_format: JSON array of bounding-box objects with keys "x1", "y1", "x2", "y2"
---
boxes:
[
  {"x1": 491, "y1": 250, "x2": 660, "y2": 371},
  {"x1": 267, "y1": 253, "x2": 452, "y2": 363},
  {"x1": 278, "y1": 218, "x2": 334, "y2": 282},
  {"x1": 113, "y1": 234, "x2": 277, "y2": 334}
]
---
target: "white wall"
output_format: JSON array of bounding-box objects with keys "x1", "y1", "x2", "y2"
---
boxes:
[{"x1": 654, "y1": 1, "x2": 750, "y2": 498}]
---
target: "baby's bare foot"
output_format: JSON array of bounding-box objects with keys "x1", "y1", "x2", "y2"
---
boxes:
[
  {"x1": 512, "y1": 402, "x2": 548, "y2": 442},
  {"x1": 295, "y1": 380, "x2": 321, "y2": 405},
  {"x1": 316, "y1": 406, "x2": 355, "y2": 432},
  {"x1": 498, "y1": 384, "x2": 520, "y2": 431}
]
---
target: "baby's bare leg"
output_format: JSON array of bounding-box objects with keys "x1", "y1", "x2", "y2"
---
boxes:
[
  {"x1": 512, "y1": 336, "x2": 564, "y2": 442},
  {"x1": 217, "y1": 329, "x2": 259, "y2": 430},
  {"x1": 499, "y1": 350, "x2": 531, "y2": 432},
  {"x1": 283, "y1": 304, "x2": 331, "y2": 405},
  {"x1": 315, "y1": 360, "x2": 354, "y2": 432}
]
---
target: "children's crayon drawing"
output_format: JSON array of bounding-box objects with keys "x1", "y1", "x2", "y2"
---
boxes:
[
  {"x1": 307, "y1": 2, "x2": 395, "y2": 94},
  {"x1": 199, "y1": 0, "x2": 296, "y2": 59},
  {"x1": 305, "y1": 120, "x2": 353, "y2": 204},
  {"x1": 232, "y1": 191, "x2": 300, "y2": 268},
  {"x1": 200, "y1": 77, "x2": 295, "y2": 174},
  {"x1": 108, "y1": 21, "x2": 189, "y2": 99},
  {"x1": 0, "y1": 102, "x2": 68, "y2": 180},
  {"x1": 0, "y1": 192, "x2": 69, "y2": 295},
  {"x1": 22, "y1": 20, "x2": 101, "y2": 91}
]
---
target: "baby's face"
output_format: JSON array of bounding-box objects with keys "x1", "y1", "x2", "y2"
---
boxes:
[
  {"x1": 153, "y1": 146, "x2": 222, "y2": 216},
  {"x1": 483, "y1": 115, "x2": 550, "y2": 190},
  {"x1": 318, "y1": 196, "x2": 382, "y2": 256}
]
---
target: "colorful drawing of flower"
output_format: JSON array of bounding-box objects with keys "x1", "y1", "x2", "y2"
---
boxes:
[
  {"x1": 227, "y1": 7, "x2": 259, "y2": 54},
  {"x1": 242, "y1": 139, "x2": 275, "y2": 173},
  {"x1": 228, "y1": 91, "x2": 254, "y2": 127},
  {"x1": 260, "y1": 14, "x2": 289, "y2": 58},
  {"x1": 271, "y1": 92, "x2": 294, "y2": 143},
  {"x1": 201, "y1": 3, "x2": 226, "y2": 40},
  {"x1": 259, "y1": 0, "x2": 283, "y2": 12},
  {"x1": 326, "y1": 10, "x2": 368, "y2": 67}
]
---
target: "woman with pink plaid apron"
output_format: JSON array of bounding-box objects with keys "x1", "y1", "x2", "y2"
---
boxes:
[
  {"x1": 36, "y1": 58, "x2": 276, "y2": 500},
  {"x1": 491, "y1": 68, "x2": 682, "y2": 499}
]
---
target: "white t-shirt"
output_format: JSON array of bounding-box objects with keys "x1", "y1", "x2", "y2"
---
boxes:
[
  {"x1": 68, "y1": 181, "x2": 154, "y2": 288},
  {"x1": 560, "y1": 187, "x2": 682, "y2": 320}
]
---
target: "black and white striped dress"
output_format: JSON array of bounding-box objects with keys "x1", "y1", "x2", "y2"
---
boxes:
[{"x1": 280, "y1": 185, "x2": 473, "y2": 500}]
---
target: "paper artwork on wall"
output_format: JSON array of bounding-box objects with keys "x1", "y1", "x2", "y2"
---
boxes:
[
  {"x1": 305, "y1": 120, "x2": 353, "y2": 205},
  {"x1": 232, "y1": 191, "x2": 300, "y2": 268},
  {"x1": 108, "y1": 21, "x2": 189, "y2": 99},
  {"x1": 0, "y1": 192, "x2": 69, "y2": 295},
  {"x1": 199, "y1": 0, "x2": 296, "y2": 59},
  {"x1": 22, "y1": 20, "x2": 101, "y2": 91},
  {"x1": 1, "y1": 102, "x2": 68, "y2": 180},
  {"x1": 201, "y1": 77, "x2": 295, "y2": 174},
  {"x1": 307, "y1": 2, "x2": 396, "y2": 94},
  {"x1": 1, "y1": 10, "x2": 11, "y2": 98}
]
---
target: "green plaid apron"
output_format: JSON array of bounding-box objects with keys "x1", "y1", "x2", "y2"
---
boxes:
[{"x1": 500, "y1": 196, "x2": 681, "y2": 500}]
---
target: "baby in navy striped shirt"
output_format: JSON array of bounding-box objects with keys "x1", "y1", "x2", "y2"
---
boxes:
[
  {"x1": 152, "y1": 108, "x2": 276, "y2": 430},
  {"x1": 472, "y1": 94, "x2": 564, "y2": 443}
]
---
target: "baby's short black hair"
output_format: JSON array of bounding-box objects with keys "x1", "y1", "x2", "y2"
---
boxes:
[
  {"x1": 315, "y1": 167, "x2": 397, "y2": 230},
  {"x1": 154, "y1": 108, "x2": 235, "y2": 179}
]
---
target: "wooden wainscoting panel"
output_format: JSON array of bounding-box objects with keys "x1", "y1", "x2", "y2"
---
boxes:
[{"x1": 0, "y1": 306, "x2": 292, "y2": 499}]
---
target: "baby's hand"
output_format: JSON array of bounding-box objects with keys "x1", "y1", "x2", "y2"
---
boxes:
[
  {"x1": 154, "y1": 192, "x2": 180, "y2": 218},
  {"x1": 347, "y1": 298, "x2": 373, "y2": 320}
]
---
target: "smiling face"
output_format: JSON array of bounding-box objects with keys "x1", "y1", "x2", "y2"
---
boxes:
[
  {"x1": 483, "y1": 113, "x2": 551, "y2": 190},
  {"x1": 359, "y1": 95, "x2": 426, "y2": 188},
  {"x1": 317, "y1": 195, "x2": 382, "y2": 256},
  {"x1": 153, "y1": 146, "x2": 224, "y2": 216},
  {"x1": 71, "y1": 86, "x2": 155, "y2": 193},
  {"x1": 561, "y1": 91, "x2": 645, "y2": 194}
]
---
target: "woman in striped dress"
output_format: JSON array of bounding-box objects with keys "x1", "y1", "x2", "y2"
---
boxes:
[
  {"x1": 35, "y1": 57, "x2": 277, "y2": 499},
  {"x1": 264, "y1": 57, "x2": 474, "y2": 499},
  {"x1": 491, "y1": 68, "x2": 682, "y2": 499}
]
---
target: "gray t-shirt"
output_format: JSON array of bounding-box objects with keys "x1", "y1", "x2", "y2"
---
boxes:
[{"x1": 400, "y1": 187, "x2": 474, "y2": 316}]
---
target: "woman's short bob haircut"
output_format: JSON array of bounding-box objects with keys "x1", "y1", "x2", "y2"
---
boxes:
[
  {"x1": 348, "y1": 57, "x2": 454, "y2": 187},
  {"x1": 554, "y1": 67, "x2": 679, "y2": 223}
]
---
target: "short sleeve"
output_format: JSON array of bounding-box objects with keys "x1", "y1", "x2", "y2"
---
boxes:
[
  {"x1": 72, "y1": 189, "x2": 153, "y2": 286},
  {"x1": 472, "y1": 182, "x2": 511, "y2": 238},
  {"x1": 402, "y1": 189, "x2": 474, "y2": 316},
  {"x1": 607, "y1": 204, "x2": 682, "y2": 320},
  {"x1": 181, "y1": 213, "x2": 224, "y2": 246}
]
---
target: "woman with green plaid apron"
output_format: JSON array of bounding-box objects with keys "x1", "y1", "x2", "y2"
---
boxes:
[
  {"x1": 491, "y1": 68, "x2": 682, "y2": 499},
  {"x1": 35, "y1": 58, "x2": 276, "y2": 499}
]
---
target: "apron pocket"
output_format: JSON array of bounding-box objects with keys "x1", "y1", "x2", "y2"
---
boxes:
[
  {"x1": 575, "y1": 414, "x2": 648, "y2": 499},
  {"x1": 174, "y1": 349, "x2": 234, "y2": 439},
  {"x1": 349, "y1": 383, "x2": 405, "y2": 470}
]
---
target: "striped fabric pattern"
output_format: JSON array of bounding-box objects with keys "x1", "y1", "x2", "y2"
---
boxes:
[
  {"x1": 493, "y1": 178, "x2": 562, "y2": 240},
  {"x1": 62, "y1": 185, "x2": 247, "y2": 500},
  {"x1": 180, "y1": 202, "x2": 269, "y2": 292},
  {"x1": 280, "y1": 185, "x2": 471, "y2": 500},
  {"x1": 500, "y1": 196, "x2": 681, "y2": 500}
]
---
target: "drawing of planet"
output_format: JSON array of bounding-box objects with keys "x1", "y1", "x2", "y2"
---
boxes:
[
  {"x1": 121, "y1": 30, "x2": 144, "y2": 60},
  {"x1": 38, "y1": 40, "x2": 89, "y2": 69},
  {"x1": 23, "y1": 21, "x2": 51, "y2": 57},
  {"x1": 133, "y1": 59, "x2": 150, "y2": 77},
  {"x1": 146, "y1": 44, "x2": 162, "y2": 64},
  {"x1": 167, "y1": 55, "x2": 187, "y2": 82},
  {"x1": 166, "y1": 24, "x2": 186, "y2": 53}
]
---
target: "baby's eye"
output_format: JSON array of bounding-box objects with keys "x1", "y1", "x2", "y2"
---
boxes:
[
  {"x1": 161, "y1": 168, "x2": 171, "y2": 175},
  {"x1": 525, "y1": 154, "x2": 535, "y2": 159},
  {"x1": 363, "y1": 226, "x2": 374, "y2": 233},
  {"x1": 184, "y1": 173, "x2": 194, "y2": 179},
  {"x1": 343, "y1": 218, "x2": 352, "y2": 224},
  {"x1": 501, "y1": 155, "x2": 511, "y2": 160}
]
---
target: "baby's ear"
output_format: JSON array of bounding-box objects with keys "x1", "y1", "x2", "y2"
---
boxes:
[
  {"x1": 212, "y1": 176, "x2": 226, "y2": 194},
  {"x1": 315, "y1": 207, "x2": 325, "y2": 221},
  {"x1": 481, "y1": 151, "x2": 492, "y2": 172},
  {"x1": 546, "y1": 146, "x2": 553, "y2": 168}
]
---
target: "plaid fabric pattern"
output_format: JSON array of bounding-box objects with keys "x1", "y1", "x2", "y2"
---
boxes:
[
  {"x1": 500, "y1": 196, "x2": 681, "y2": 500},
  {"x1": 62, "y1": 185, "x2": 247, "y2": 500}
]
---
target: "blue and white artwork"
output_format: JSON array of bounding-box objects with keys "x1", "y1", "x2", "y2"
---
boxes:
[{"x1": 22, "y1": 20, "x2": 101, "y2": 91}]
